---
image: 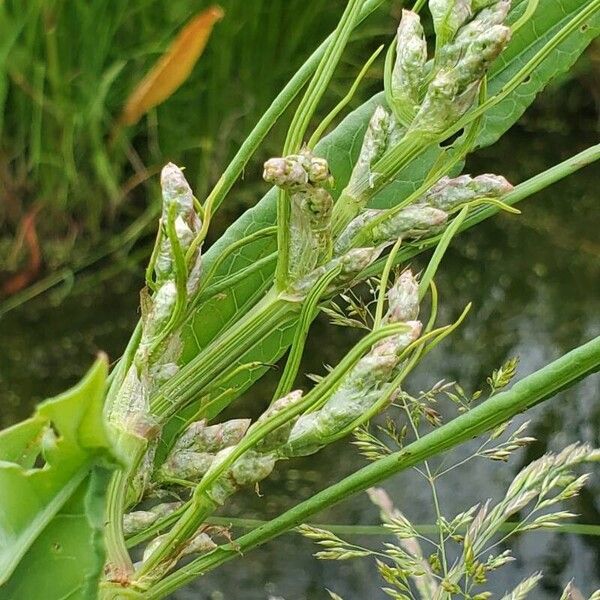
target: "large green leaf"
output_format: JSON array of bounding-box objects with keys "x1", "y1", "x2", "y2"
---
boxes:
[
  {"x1": 0, "y1": 356, "x2": 116, "y2": 599},
  {"x1": 173, "y1": 0, "x2": 598, "y2": 405},
  {"x1": 479, "y1": 0, "x2": 600, "y2": 148}
]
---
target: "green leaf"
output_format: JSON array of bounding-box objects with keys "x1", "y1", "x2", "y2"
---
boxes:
[
  {"x1": 0, "y1": 356, "x2": 117, "y2": 599},
  {"x1": 478, "y1": 0, "x2": 600, "y2": 148},
  {"x1": 174, "y1": 0, "x2": 598, "y2": 403}
]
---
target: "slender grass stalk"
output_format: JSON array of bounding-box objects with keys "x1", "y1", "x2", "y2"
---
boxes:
[{"x1": 202, "y1": 516, "x2": 600, "y2": 538}]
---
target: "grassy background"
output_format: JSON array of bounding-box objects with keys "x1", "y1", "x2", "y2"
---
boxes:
[{"x1": 0, "y1": 0, "x2": 403, "y2": 277}]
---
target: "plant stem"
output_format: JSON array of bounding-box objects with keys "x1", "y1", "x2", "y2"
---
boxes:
[
  {"x1": 150, "y1": 291, "x2": 299, "y2": 420},
  {"x1": 146, "y1": 334, "x2": 600, "y2": 598},
  {"x1": 276, "y1": 0, "x2": 364, "y2": 289}
]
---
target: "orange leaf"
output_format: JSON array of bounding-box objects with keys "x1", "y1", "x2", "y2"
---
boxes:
[{"x1": 120, "y1": 5, "x2": 224, "y2": 126}]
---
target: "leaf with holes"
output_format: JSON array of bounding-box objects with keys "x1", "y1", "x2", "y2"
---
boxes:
[{"x1": 0, "y1": 356, "x2": 118, "y2": 599}]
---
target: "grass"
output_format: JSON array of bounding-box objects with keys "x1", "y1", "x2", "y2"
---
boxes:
[{"x1": 0, "y1": 0, "x2": 390, "y2": 275}]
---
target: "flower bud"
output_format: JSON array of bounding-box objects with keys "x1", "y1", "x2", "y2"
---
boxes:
[
  {"x1": 161, "y1": 162, "x2": 194, "y2": 214},
  {"x1": 255, "y1": 390, "x2": 303, "y2": 452},
  {"x1": 263, "y1": 156, "x2": 308, "y2": 189},
  {"x1": 284, "y1": 320, "x2": 421, "y2": 458},
  {"x1": 307, "y1": 155, "x2": 331, "y2": 184},
  {"x1": 413, "y1": 17, "x2": 511, "y2": 136},
  {"x1": 384, "y1": 269, "x2": 420, "y2": 323},
  {"x1": 181, "y1": 532, "x2": 217, "y2": 557},
  {"x1": 123, "y1": 502, "x2": 183, "y2": 536},
  {"x1": 155, "y1": 163, "x2": 202, "y2": 283},
  {"x1": 142, "y1": 281, "x2": 178, "y2": 340},
  {"x1": 334, "y1": 209, "x2": 380, "y2": 255},
  {"x1": 429, "y1": 0, "x2": 472, "y2": 47},
  {"x1": 391, "y1": 11, "x2": 427, "y2": 125},
  {"x1": 421, "y1": 173, "x2": 513, "y2": 211},
  {"x1": 349, "y1": 106, "x2": 391, "y2": 191},
  {"x1": 158, "y1": 450, "x2": 214, "y2": 482},
  {"x1": 174, "y1": 419, "x2": 251, "y2": 454},
  {"x1": 372, "y1": 205, "x2": 448, "y2": 243}
]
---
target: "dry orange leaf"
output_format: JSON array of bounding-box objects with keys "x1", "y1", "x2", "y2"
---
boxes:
[{"x1": 120, "y1": 5, "x2": 224, "y2": 126}]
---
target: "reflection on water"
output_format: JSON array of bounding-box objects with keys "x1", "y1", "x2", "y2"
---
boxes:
[{"x1": 0, "y1": 121, "x2": 598, "y2": 598}]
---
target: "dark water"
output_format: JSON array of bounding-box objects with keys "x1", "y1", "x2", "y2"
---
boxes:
[{"x1": 0, "y1": 122, "x2": 598, "y2": 598}]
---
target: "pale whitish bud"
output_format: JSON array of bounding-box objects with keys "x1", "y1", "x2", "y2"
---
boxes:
[
  {"x1": 307, "y1": 156, "x2": 331, "y2": 184},
  {"x1": 123, "y1": 510, "x2": 157, "y2": 536},
  {"x1": 255, "y1": 390, "x2": 303, "y2": 452},
  {"x1": 123, "y1": 502, "x2": 183, "y2": 536},
  {"x1": 374, "y1": 320, "x2": 422, "y2": 357},
  {"x1": 142, "y1": 281, "x2": 177, "y2": 340},
  {"x1": 174, "y1": 419, "x2": 251, "y2": 454},
  {"x1": 372, "y1": 205, "x2": 448, "y2": 243},
  {"x1": 421, "y1": 173, "x2": 513, "y2": 211},
  {"x1": 174, "y1": 215, "x2": 194, "y2": 249},
  {"x1": 285, "y1": 320, "x2": 421, "y2": 457},
  {"x1": 263, "y1": 156, "x2": 308, "y2": 189},
  {"x1": 288, "y1": 246, "x2": 385, "y2": 298},
  {"x1": 155, "y1": 163, "x2": 202, "y2": 282},
  {"x1": 410, "y1": 69, "x2": 471, "y2": 136},
  {"x1": 263, "y1": 150, "x2": 329, "y2": 190},
  {"x1": 339, "y1": 246, "x2": 384, "y2": 277},
  {"x1": 333, "y1": 209, "x2": 380, "y2": 255},
  {"x1": 142, "y1": 534, "x2": 167, "y2": 563},
  {"x1": 349, "y1": 106, "x2": 391, "y2": 191},
  {"x1": 391, "y1": 11, "x2": 427, "y2": 125},
  {"x1": 429, "y1": 0, "x2": 472, "y2": 46},
  {"x1": 161, "y1": 162, "x2": 194, "y2": 215},
  {"x1": 159, "y1": 450, "x2": 214, "y2": 482},
  {"x1": 413, "y1": 22, "x2": 510, "y2": 136},
  {"x1": 453, "y1": 25, "x2": 512, "y2": 89},
  {"x1": 384, "y1": 270, "x2": 420, "y2": 323},
  {"x1": 181, "y1": 532, "x2": 217, "y2": 557},
  {"x1": 208, "y1": 447, "x2": 277, "y2": 505}
]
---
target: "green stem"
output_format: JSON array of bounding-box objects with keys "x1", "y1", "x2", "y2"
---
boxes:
[
  {"x1": 150, "y1": 292, "x2": 299, "y2": 420},
  {"x1": 276, "y1": 0, "x2": 364, "y2": 289},
  {"x1": 147, "y1": 335, "x2": 600, "y2": 598},
  {"x1": 273, "y1": 266, "x2": 342, "y2": 400},
  {"x1": 202, "y1": 516, "x2": 600, "y2": 538}
]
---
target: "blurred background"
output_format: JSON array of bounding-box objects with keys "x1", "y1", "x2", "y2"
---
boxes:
[{"x1": 0, "y1": 1, "x2": 599, "y2": 598}]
